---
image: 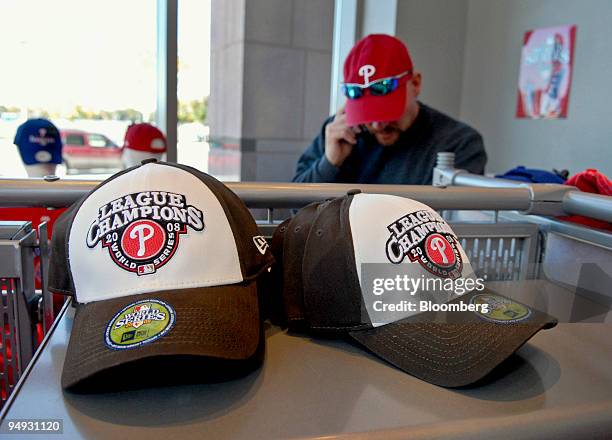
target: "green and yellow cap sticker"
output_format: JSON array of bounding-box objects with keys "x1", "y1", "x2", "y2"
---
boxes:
[
  {"x1": 470, "y1": 294, "x2": 531, "y2": 323},
  {"x1": 105, "y1": 299, "x2": 175, "y2": 350}
]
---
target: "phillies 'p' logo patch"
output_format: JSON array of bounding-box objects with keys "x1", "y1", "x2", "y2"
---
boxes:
[
  {"x1": 385, "y1": 211, "x2": 462, "y2": 279},
  {"x1": 425, "y1": 233, "x2": 457, "y2": 268},
  {"x1": 86, "y1": 191, "x2": 204, "y2": 275},
  {"x1": 122, "y1": 220, "x2": 166, "y2": 260}
]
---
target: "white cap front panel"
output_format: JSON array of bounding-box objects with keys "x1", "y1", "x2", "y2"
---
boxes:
[
  {"x1": 69, "y1": 163, "x2": 243, "y2": 303},
  {"x1": 348, "y1": 193, "x2": 476, "y2": 326}
]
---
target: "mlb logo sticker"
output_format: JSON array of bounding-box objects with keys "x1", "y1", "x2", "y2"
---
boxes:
[
  {"x1": 133, "y1": 304, "x2": 150, "y2": 313},
  {"x1": 137, "y1": 264, "x2": 156, "y2": 276}
]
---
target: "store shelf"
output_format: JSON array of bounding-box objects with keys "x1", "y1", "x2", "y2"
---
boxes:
[{"x1": 2, "y1": 280, "x2": 612, "y2": 439}]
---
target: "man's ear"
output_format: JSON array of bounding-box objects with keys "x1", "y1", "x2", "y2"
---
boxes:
[{"x1": 410, "y1": 72, "x2": 422, "y2": 97}]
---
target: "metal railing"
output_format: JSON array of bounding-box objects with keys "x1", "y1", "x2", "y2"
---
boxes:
[
  {"x1": 0, "y1": 154, "x2": 610, "y2": 224},
  {"x1": 0, "y1": 154, "x2": 605, "y2": 209},
  {"x1": 433, "y1": 152, "x2": 612, "y2": 223},
  {"x1": 0, "y1": 176, "x2": 534, "y2": 209}
]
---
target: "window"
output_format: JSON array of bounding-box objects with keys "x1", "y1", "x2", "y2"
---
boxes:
[
  {"x1": 177, "y1": 1, "x2": 220, "y2": 177},
  {"x1": 88, "y1": 134, "x2": 116, "y2": 148},
  {"x1": 0, "y1": 0, "x2": 156, "y2": 179},
  {"x1": 64, "y1": 134, "x2": 86, "y2": 147}
]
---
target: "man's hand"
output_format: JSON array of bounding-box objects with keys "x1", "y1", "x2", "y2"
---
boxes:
[{"x1": 324, "y1": 106, "x2": 361, "y2": 167}]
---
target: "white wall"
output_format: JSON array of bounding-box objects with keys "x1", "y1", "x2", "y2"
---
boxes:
[
  {"x1": 394, "y1": 0, "x2": 469, "y2": 119},
  {"x1": 391, "y1": 0, "x2": 612, "y2": 176},
  {"x1": 460, "y1": 0, "x2": 612, "y2": 175}
]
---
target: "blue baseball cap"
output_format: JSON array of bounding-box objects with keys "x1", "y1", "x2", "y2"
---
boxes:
[{"x1": 14, "y1": 119, "x2": 63, "y2": 165}]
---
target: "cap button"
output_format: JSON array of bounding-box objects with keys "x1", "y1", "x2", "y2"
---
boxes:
[
  {"x1": 347, "y1": 188, "x2": 362, "y2": 196},
  {"x1": 141, "y1": 158, "x2": 158, "y2": 165}
]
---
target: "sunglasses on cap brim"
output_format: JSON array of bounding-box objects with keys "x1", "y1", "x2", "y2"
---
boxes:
[{"x1": 342, "y1": 70, "x2": 412, "y2": 100}]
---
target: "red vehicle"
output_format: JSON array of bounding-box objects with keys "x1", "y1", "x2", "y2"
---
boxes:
[{"x1": 60, "y1": 129, "x2": 123, "y2": 173}]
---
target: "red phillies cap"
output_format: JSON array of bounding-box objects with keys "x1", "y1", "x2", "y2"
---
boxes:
[
  {"x1": 123, "y1": 123, "x2": 167, "y2": 153},
  {"x1": 343, "y1": 34, "x2": 414, "y2": 126}
]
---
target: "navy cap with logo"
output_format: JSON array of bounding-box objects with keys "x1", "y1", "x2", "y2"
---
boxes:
[
  {"x1": 49, "y1": 161, "x2": 274, "y2": 390},
  {"x1": 13, "y1": 118, "x2": 63, "y2": 165},
  {"x1": 272, "y1": 193, "x2": 557, "y2": 387}
]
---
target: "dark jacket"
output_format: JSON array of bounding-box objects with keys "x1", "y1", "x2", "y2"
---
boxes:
[{"x1": 292, "y1": 103, "x2": 487, "y2": 185}]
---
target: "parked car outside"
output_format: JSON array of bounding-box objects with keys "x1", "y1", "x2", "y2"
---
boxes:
[{"x1": 60, "y1": 129, "x2": 123, "y2": 173}]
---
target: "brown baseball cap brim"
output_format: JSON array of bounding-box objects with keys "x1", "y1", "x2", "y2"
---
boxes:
[
  {"x1": 348, "y1": 289, "x2": 558, "y2": 388},
  {"x1": 62, "y1": 281, "x2": 261, "y2": 390}
]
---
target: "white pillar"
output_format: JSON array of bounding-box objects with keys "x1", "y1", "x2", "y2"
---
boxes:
[
  {"x1": 361, "y1": 0, "x2": 397, "y2": 36},
  {"x1": 330, "y1": 0, "x2": 358, "y2": 114},
  {"x1": 156, "y1": 0, "x2": 178, "y2": 162}
]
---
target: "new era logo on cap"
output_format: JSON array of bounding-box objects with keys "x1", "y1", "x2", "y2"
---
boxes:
[
  {"x1": 49, "y1": 161, "x2": 274, "y2": 390},
  {"x1": 272, "y1": 193, "x2": 557, "y2": 387},
  {"x1": 253, "y1": 235, "x2": 269, "y2": 255}
]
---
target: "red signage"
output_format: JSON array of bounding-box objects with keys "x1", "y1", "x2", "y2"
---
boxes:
[{"x1": 516, "y1": 25, "x2": 576, "y2": 119}]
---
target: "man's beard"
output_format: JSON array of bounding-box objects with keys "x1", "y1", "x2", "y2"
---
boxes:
[{"x1": 370, "y1": 125, "x2": 402, "y2": 146}]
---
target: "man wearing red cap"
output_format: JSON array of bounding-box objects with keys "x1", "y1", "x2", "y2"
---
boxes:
[{"x1": 293, "y1": 34, "x2": 487, "y2": 184}]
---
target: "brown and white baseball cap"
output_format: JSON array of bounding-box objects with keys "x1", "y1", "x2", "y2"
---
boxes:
[
  {"x1": 272, "y1": 192, "x2": 557, "y2": 387},
  {"x1": 49, "y1": 160, "x2": 274, "y2": 389}
]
